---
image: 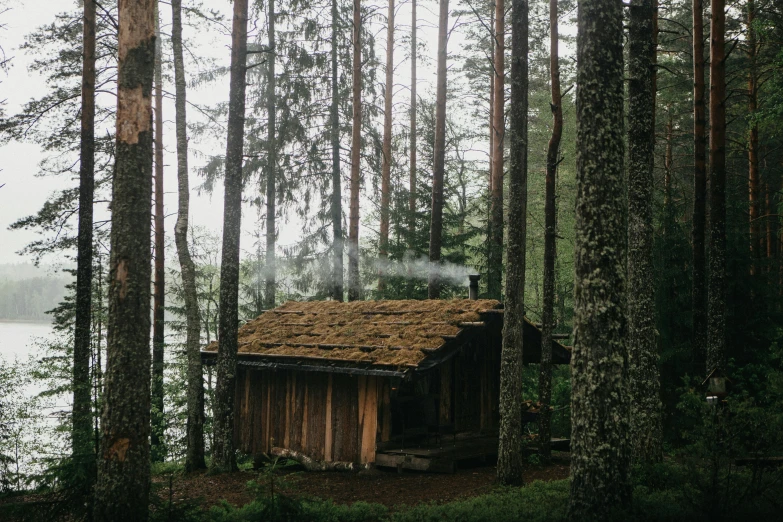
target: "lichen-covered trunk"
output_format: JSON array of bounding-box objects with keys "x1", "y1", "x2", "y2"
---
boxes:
[
  {"x1": 486, "y1": 0, "x2": 505, "y2": 301},
  {"x1": 747, "y1": 0, "x2": 760, "y2": 275},
  {"x1": 378, "y1": 0, "x2": 394, "y2": 294},
  {"x1": 151, "y1": 6, "x2": 166, "y2": 463},
  {"x1": 265, "y1": 0, "x2": 277, "y2": 310},
  {"x1": 94, "y1": 1, "x2": 155, "y2": 519},
  {"x1": 568, "y1": 0, "x2": 630, "y2": 516},
  {"x1": 331, "y1": 0, "x2": 344, "y2": 302},
  {"x1": 627, "y1": 0, "x2": 662, "y2": 465},
  {"x1": 73, "y1": 0, "x2": 96, "y2": 471},
  {"x1": 348, "y1": 0, "x2": 362, "y2": 302},
  {"x1": 707, "y1": 0, "x2": 726, "y2": 373},
  {"x1": 538, "y1": 0, "x2": 561, "y2": 462},
  {"x1": 428, "y1": 0, "x2": 448, "y2": 299},
  {"x1": 408, "y1": 0, "x2": 417, "y2": 248},
  {"x1": 497, "y1": 0, "x2": 527, "y2": 487},
  {"x1": 212, "y1": 0, "x2": 249, "y2": 474},
  {"x1": 692, "y1": 0, "x2": 707, "y2": 368},
  {"x1": 171, "y1": 0, "x2": 205, "y2": 472}
]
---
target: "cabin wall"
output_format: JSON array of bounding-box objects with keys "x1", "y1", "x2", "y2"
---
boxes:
[
  {"x1": 450, "y1": 333, "x2": 501, "y2": 434},
  {"x1": 233, "y1": 367, "x2": 380, "y2": 464}
]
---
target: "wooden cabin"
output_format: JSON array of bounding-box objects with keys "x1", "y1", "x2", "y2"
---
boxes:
[{"x1": 201, "y1": 299, "x2": 571, "y2": 472}]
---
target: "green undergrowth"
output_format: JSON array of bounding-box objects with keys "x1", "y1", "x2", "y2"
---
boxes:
[{"x1": 171, "y1": 460, "x2": 783, "y2": 522}]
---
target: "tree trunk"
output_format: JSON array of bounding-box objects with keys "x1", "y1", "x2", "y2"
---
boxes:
[
  {"x1": 568, "y1": 0, "x2": 630, "y2": 516},
  {"x1": 707, "y1": 0, "x2": 726, "y2": 373},
  {"x1": 171, "y1": 0, "x2": 205, "y2": 472},
  {"x1": 265, "y1": 0, "x2": 277, "y2": 310},
  {"x1": 487, "y1": 0, "x2": 505, "y2": 301},
  {"x1": 348, "y1": 0, "x2": 362, "y2": 301},
  {"x1": 151, "y1": 4, "x2": 166, "y2": 463},
  {"x1": 408, "y1": 0, "x2": 417, "y2": 249},
  {"x1": 538, "y1": 0, "x2": 560, "y2": 463},
  {"x1": 692, "y1": 0, "x2": 707, "y2": 368},
  {"x1": 212, "y1": 0, "x2": 249, "y2": 474},
  {"x1": 331, "y1": 0, "x2": 344, "y2": 302},
  {"x1": 378, "y1": 0, "x2": 394, "y2": 294},
  {"x1": 93, "y1": 1, "x2": 155, "y2": 519},
  {"x1": 73, "y1": 0, "x2": 96, "y2": 473},
  {"x1": 628, "y1": 0, "x2": 661, "y2": 465},
  {"x1": 747, "y1": 0, "x2": 760, "y2": 275},
  {"x1": 428, "y1": 0, "x2": 448, "y2": 299},
  {"x1": 497, "y1": 0, "x2": 528, "y2": 486}
]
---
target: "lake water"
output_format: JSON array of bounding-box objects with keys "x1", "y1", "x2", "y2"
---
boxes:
[
  {"x1": 0, "y1": 321, "x2": 65, "y2": 481},
  {"x1": 0, "y1": 320, "x2": 55, "y2": 362}
]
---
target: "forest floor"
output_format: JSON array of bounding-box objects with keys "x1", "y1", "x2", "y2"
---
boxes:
[{"x1": 154, "y1": 453, "x2": 571, "y2": 510}]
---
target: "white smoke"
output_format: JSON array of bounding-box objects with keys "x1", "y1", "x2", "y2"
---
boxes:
[{"x1": 371, "y1": 252, "x2": 476, "y2": 286}]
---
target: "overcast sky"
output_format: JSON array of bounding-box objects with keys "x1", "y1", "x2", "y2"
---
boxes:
[{"x1": 1, "y1": 0, "x2": 566, "y2": 272}]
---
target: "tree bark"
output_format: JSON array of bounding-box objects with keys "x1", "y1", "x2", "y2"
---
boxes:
[
  {"x1": 628, "y1": 0, "x2": 661, "y2": 465},
  {"x1": 331, "y1": 0, "x2": 344, "y2": 302},
  {"x1": 94, "y1": 1, "x2": 155, "y2": 519},
  {"x1": 408, "y1": 0, "x2": 417, "y2": 249},
  {"x1": 497, "y1": 0, "x2": 527, "y2": 486},
  {"x1": 568, "y1": 0, "x2": 630, "y2": 516},
  {"x1": 378, "y1": 0, "x2": 394, "y2": 294},
  {"x1": 538, "y1": 0, "x2": 560, "y2": 463},
  {"x1": 428, "y1": 0, "x2": 448, "y2": 299},
  {"x1": 212, "y1": 0, "x2": 249, "y2": 474},
  {"x1": 73, "y1": 0, "x2": 96, "y2": 472},
  {"x1": 707, "y1": 0, "x2": 726, "y2": 373},
  {"x1": 487, "y1": 0, "x2": 505, "y2": 301},
  {"x1": 692, "y1": 0, "x2": 707, "y2": 368},
  {"x1": 265, "y1": 0, "x2": 277, "y2": 310},
  {"x1": 348, "y1": 0, "x2": 362, "y2": 301},
  {"x1": 747, "y1": 0, "x2": 760, "y2": 274},
  {"x1": 171, "y1": 0, "x2": 205, "y2": 472},
  {"x1": 151, "y1": 4, "x2": 166, "y2": 463}
]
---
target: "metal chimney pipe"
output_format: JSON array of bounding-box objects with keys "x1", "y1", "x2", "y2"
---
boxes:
[{"x1": 468, "y1": 274, "x2": 480, "y2": 300}]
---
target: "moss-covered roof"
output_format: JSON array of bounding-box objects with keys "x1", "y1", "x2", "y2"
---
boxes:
[{"x1": 203, "y1": 299, "x2": 502, "y2": 368}]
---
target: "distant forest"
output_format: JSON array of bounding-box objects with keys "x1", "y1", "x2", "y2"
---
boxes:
[{"x1": 0, "y1": 265, "x2": 69, "y2": 321}]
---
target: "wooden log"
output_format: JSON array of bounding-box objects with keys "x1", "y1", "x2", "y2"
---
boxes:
[
  {"x1": 458, "y1": 321, "x2": 486, "y2": 327},
  {"x1": 270, "y1": 447, "x2": 363, "y2": 471},
  {"x1": 440, "y1": 359, "x2": 452, "y2": 425},
  {"x1": 324, "y1": 374, "x2": 333, "y2": 461},
  {"x1": 358, "y1": 375, "x2": 378, "y2": 464},
  {"x1": 272, "y1": 310, "x2": 306, "y2": 315},
  {"x1": 551, "y1": 333, "x2": 570, "y2": 339}
]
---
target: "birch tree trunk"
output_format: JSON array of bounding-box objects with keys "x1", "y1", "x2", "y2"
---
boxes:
[
  {"x1": 428, "y1": 0, "x2": 448, "y2": 299},
  {"x1": 707, "y1": 0, "x2": 727, "y2": 373},
  {"x1": 73, "y1": 0, "x2": 96, "y2": 472},
  {"x1": 212, "y1": 0, "x2": 249, "y2": 474},
  {"x1": 331, "y1": 0, "x2": 344, "y2": 302},
  {"x1": 94, "y1": 1, "x2": 155, "y2": 518},
  {"x1": 538, "y1": 0, "x2": 561, "y2": 462},
  {"x1": 151, "y1": 5, "x2": 166, "y2": 463},
  {"x1": 628, "y1": 0, "x2": 661, "y2": 465},
  {"x1": 378, "y1": 0, "x2": 394, "y2": 294},
  {"x1": 692, "y1": 0, "x2": 707, "y2": 368},
  {"x1": 171, "y1": 0, "x2": 205, "y2": 472},
  {"x1": 497, "y1": 0, "x2": 528, "y2": 487},
  {"x1": 348, "y1": 0, "x2": 362, "y2": 301},
  {"x1": 487, "y1": 0, "x2": 505, "y2": 301},
  {"x1": 265, "y1": 0, "x2": 277, "y2": 310},
  {"x1": 568, "y1": 0, "x2": 630, "y2": 516}
]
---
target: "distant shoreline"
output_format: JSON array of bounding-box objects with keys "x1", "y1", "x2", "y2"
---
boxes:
[{"x1": 0, "y1": 319, "x2": 54, "y2": 325}]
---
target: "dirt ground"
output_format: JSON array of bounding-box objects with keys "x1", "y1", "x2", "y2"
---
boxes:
[{"x1": 156, "y1": 455, "x2": 570, "y2": 510}]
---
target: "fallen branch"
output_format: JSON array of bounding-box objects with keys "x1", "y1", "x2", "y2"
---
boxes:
[{"x1": 270, "y1": 447, "x2": 365, "y2": 471}]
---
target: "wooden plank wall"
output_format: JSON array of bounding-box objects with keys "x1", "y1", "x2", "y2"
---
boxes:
[{"x1": 234, "y1": 369, "x2": 381, "y2": 465}]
